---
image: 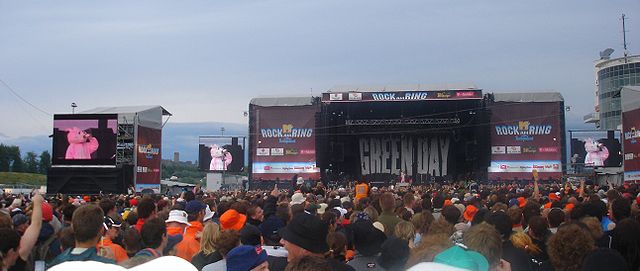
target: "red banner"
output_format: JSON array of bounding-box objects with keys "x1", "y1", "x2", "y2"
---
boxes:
[
  {"x1": 488, "y1": 102, "x2": 563, "y2": 180},
  {"x1": 623, "y1": 108, "x2": 640, "y2": 182},
  {"x1": 252, "y1": 106, "x2": 320, "y2": 181},
  {"x1": 136, "y1": 126, "x2": 162, "y2": 192}
]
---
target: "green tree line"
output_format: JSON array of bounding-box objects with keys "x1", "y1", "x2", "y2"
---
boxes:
[
  {"x1": 161, "y1": 160, "x2": 205, "y2": 184},
  {"x1": 0, "y1": 144, "x2": 51, "y2": 174}
]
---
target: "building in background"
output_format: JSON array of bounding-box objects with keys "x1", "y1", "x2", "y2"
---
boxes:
[
  {"x1": 585, "y1": 53, "x2": 640, "y2": 130},
  {"x1": 173, "y1": 152, "x2": 180, "y2": 162}
]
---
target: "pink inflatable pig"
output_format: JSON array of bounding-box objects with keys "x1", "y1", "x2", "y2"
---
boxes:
[
  {"x1": 583, "y1": 138, "x2": 609, "y2": 167},
  {"x1": 65, "y1": 127, "x2": 99, "y2": 159},
  {"x1": 209, "y1": 144, "x2": 232, "y2": 170}
]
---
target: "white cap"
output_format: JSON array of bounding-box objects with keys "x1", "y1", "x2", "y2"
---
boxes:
[
  {"x1": 317, "y1": 203, "x2": 329, "y2": 215},
  {"x1": 296, "y1": 177, "x2": 304, "y2": 185},
  {"x1": 290, "y1": 193, "x2": 305, "y2": 206},
  {"x1": 203, "y1": 206, "x2": 214, "y2": 222},
  {"x1": 372, "y1": 221, "x2": 385, "y2": 233},
  {"x1": 340, "y1": 197, "x2": 350, "y2": 204},
  {"x1": 165, "y1": 210, "x2": 191, "y2": 226},
  {"x1": 333, "y1": 207, "x2": 347, "y2": 217}
]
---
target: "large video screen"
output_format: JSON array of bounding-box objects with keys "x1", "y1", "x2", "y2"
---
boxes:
[
  {"x1": 52, "y1": 114, "x2": 118, "y2": 165},
  {"x1": 198, "y1": 137, "x2": 245, "y2": 173},
  {"x1": 570, "y1": 131, "x2": 622, "y2": 168}
]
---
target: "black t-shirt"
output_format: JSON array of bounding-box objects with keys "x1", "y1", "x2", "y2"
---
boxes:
[
  {"x1": 8, "y1": 257, "x2": 27, "y2": 271},
  {"x1": 502, "y1": 241, "x2": 535, "y2": 271}
]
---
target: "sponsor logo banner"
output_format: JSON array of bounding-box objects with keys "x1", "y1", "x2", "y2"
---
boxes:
[
  {"x1": 252, "y1": 162, "x2": 320, "y2": 174},
  {"x1": 257, "y1": 148, "x2": 270, "y2": 156},
  {"x1": 488, "y1": 160, "x2": 562, "y2": 173},
  {"x1": 349, "y1": 93, "x2": 362, "y2": 100},
  {"x1": 271, "y1": 148, "x2": 284, "y2": 156},
  {"x1": 492, "y1": 146, "x2": 506, "y2": 154},
  {"x1": 507, "y1": 146, "x2": 521, "y2": 154},
  {"x1": 624, "y1": 108, "x2": 640, "y2": 181}
]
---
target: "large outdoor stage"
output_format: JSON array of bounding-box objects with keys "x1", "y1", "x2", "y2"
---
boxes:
[
  {"x1": 317, "y1": 87, "x2": 490, "y2": 184},
  {"x1": 248, "y1": 86, "x2": 567, "y2": 187}
]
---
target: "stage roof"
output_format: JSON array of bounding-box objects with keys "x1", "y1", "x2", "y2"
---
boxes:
[
  {"x1": 493, "y1": 92, "x2": 564, "y2": 103},
  {"x1": 81, "y1": 105, "x2": 171, "y2": 129},
  {"x1": 250, "y1": 96, "x2": 315, "y2": 107},
  {"x1": 327, "y1": 83, "x2": 479, "y2": 92},
  {"x1": 622, "y1": 86, "x2": 640, "y2": 112}
]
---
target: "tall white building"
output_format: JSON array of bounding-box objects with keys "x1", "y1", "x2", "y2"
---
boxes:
[{"x1": 586, "y1": 54, "x2": 640, "y2": 130}]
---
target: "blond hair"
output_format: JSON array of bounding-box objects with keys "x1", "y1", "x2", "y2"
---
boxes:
[
  {"x1": 394, "y1": 221, "x2": 416, "y2": 243},
  {"x1": 510, "y1": 231, "x2": 541, "y2": 256},
  {"x1": 200, "y1": 223, "x2": 221, "y2": 255}
]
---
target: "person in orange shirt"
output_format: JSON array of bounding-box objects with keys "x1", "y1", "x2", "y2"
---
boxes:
[
  {"x1": 97, "y1": 216, "x2": 129, "y2": 263},
  {"x1": 355, "y1": 179, "x2": 369, "y2": 202},
  {"x1": 174, "y1": 200, "x2": 206, "y2": 261},
  {"x1": 165, "y1": 209, "x2": 191, "y2": 237}
]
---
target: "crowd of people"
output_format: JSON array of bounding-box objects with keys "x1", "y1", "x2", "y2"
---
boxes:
[{"x1": 1, "y1": 175, "x2": 640, "y2": 271}]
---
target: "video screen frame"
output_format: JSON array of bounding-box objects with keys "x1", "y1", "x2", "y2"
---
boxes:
[
  {"x1": 198, "y1": 136, "x2": 246, "y2": 173},
  {"x1": 52, "y1": 114, "x2": 118, "y2": 166}
]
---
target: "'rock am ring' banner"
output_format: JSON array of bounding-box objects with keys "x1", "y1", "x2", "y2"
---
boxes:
[{"x1": 252, "y1": 105, "x2": 320, "y2": 181}]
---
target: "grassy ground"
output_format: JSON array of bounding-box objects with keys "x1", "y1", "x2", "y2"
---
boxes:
[{"x1": 0, "y1": 172, "x2": 46, "y2": 186}]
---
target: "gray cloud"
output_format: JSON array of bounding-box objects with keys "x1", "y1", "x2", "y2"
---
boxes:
[{"x1": 0, "y1": 0, "x2": 638, "y2": 138}]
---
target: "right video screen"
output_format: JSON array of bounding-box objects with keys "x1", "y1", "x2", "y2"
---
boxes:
[{"x1": 570, "y1": 130, "x2": 622, "y2": 167}]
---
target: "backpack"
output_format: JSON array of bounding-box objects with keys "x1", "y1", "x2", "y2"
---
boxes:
[{"x1": 26, "y1": 234, "x2": 58, "y2": 271}]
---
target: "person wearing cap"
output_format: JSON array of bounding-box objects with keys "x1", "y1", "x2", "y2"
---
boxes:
[
  {"x1": 544, "y1": 193, "x2": 560, "y2": 209},
  {"x1": 226, "y1": 245, "x2": 269, "y2": 271},
  {"x1": 220, "y1": 209, "x2": 247, "y2": 231},
  {"x1": 97, "y1": 216, "x2": 128, "y2": 263},
  {"x1": 166, "y1": 210, "x2": 191, "y2": 236},
  {"x1": 29, "y1": 200, "x2": 64, "y2": 266},
  {"x1": 346, "y1": 220, "x2": 387, "y2": 270},
  {"x1": 278, "y1": 212, "x2": 355, "y2": 271},
  {"x1": 175, "y1": 200, "x2": 207, "y2": 261}
]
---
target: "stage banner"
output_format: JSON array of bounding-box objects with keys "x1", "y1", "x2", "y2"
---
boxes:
[
  {"x1": 358, "y1": 136, "x2": 451, "y2": 178},
  {"x1": 322, "y1": 89, "x2": 482, "y2": 102},
  {"x1": 136, "y1": 126, "x2": 162, "y2": 192},
  {"x1": 488, "y1": 102, "x2": 563, "y2": 180},
  {"x1": 623, "y1": 108, "x2": 640, "y2": 182},
  {"x1": 252, "y1": 105, "x2": 320, "y2": 181}
]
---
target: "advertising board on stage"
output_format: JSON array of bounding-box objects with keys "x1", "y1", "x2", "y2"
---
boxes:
[
  {"x1": 321, "y1": 89, "x2": 482, "y2": 102},
  {"x1": 52, "y1": 114, "x2": 118, "y2": 166},
  {"x1": 623, "y1": 108, "x2": 640, "y2": 182},
  {"x1": 135, "y1": 126, "x2": 162, "y2": 193},
  {"x1": 488, "y1": 102, "x2": 563, "y2": 180},
  {"x1": 252, "y1": 105, "x2": 319, "y2": 180}
]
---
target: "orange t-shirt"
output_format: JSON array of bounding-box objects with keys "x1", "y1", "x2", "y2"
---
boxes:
[
  {"x1": 355, "y1": 183, "x2": 369, "y2": 200},
  {"x1": 175, "y1": 221, "x2": 203, "y2": 261},
  {"x1": 97, "y1": 238, "x2": 129, "y2": 263}
]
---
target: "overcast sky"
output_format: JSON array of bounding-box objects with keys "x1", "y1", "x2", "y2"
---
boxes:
[{"x1": 1, "y1": 0, "x2": 638, "y2": 139}]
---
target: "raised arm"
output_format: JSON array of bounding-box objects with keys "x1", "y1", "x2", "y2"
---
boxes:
[
  {"x1": 19, "y1": 194, "x2": 43, "y2": 260},
  {"x1": 532, "y1": 170, "x2": 540, "y2": 200}
]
